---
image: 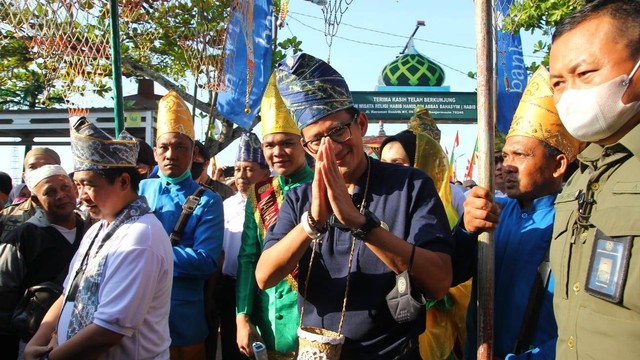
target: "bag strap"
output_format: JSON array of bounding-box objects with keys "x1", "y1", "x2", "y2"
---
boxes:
[
  {"x1": 169, "y1": 185, "x2": 208, "y2": 246},
  {"x1": 27, "y1": 281, "x2": 63, "y2": 294},
  {"x1": 408, "y1": 244, "x2": 416, "y2": 272},
  {"x1": 513, "y1": 250, "x2": 551, "y2": 354}
]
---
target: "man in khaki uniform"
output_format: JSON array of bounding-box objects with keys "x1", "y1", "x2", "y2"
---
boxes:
[
  {"x1": 0, "y1": 148, "x2": 61, "y2": 242},
  {"x1": 549, "y1": 1, "x2": 640, "y2": 359}
]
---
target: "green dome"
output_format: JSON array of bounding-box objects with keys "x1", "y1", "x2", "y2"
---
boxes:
[{"x1": 380, "y1": 52, "x2": 446, "y2": 87}]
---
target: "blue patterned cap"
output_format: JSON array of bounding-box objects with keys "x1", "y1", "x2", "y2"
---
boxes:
[
  {"x1": 236, "y1": 132, "x2": 267, "y2": 166},
  {"x1": 275, "y1": 53, "x2": 353, "y2": 129},
  {"x1": 70, "y1": 117, "x2": 138, "y2": 171}
]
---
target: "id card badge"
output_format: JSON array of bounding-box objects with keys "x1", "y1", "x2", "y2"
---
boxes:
[{"x1": 585, "y1": 229, "x2": 632, "y2": 303}]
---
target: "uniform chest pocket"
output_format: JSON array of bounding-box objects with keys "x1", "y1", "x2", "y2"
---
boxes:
[{"x1": 591, "y1": 182, "x2": 640, "y2": 236}]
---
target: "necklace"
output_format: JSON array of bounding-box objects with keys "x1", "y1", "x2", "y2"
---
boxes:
[
  {"x1": 358, "y1": 156, "x2": 372, "y2": 213},
  {"x1": 299, "y1": 156, "x2": 372, "y2": 335}
]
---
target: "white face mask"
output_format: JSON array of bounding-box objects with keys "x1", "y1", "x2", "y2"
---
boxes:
[{"x1": 556, "y1": 59, "x2": 640, "y2": 142}]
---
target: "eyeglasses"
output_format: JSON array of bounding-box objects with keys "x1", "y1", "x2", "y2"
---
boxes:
[{"x1": 302, "y1": 114, "x2": 357, "y2": 154}]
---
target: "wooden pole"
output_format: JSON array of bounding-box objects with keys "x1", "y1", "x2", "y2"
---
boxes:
[{"x1": 475, "y1": 0, "x2": 496, "y2": 359}]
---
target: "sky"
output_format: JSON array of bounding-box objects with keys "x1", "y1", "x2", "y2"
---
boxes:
[{"x1": 0, "y1": 0, "x2": 548, "y2": 183}]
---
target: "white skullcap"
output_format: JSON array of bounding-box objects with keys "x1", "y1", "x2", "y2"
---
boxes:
[{"x1": 25, "y1": 164, "x2": 69, "y2": 191}]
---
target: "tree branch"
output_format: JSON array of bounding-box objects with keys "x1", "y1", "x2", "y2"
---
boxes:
[
  {"x1": 121, "y1": 56, "x2": 212, "y2": 113},
  {"x1": 121, "y1": 56, "x2": 261, "y2": 156}
]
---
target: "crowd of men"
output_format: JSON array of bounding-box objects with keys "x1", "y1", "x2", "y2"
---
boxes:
[{"x1": 0, "y1": 1, "x2": 638, "y2": 359}]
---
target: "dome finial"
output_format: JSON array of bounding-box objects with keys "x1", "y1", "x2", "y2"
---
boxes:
[{"x1": 378, "y1": 120, "x2": 386, "y2": 137}]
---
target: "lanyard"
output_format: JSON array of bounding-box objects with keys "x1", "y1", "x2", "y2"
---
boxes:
[{"x1": 65, "y1": 224, "x2": 107, "y2": 302}]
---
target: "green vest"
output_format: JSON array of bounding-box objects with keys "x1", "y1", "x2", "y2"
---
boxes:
[{"x1": 236, "y1": 166, "x2": 313, "y2": 355}]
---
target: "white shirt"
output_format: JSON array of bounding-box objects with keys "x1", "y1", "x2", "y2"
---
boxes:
[
  {"x1": 222, "y1": 192, "x2": 247, "y2": 277},
  {"x1": 50, "y1": 224, "x2": 77, "y2": 244},
  {"x1": 58, "y1": 213, "x2": 173, "y2": 360}
]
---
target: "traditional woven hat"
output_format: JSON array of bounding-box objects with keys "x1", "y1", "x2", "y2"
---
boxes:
[
  {"x1": 507, "y1": 66, "x2": 583, "y2": 161},
  {"x1": 236, "y1": 132, "x2": 267, "y2": 166},
  {"x1": 70, "y1": 117, "x2": 138, "y2": 171},
  {"x1": 24, "y1": 164, "x2": 68, "y2": 191},
  {"x1": 260, "y1": 72, "x2": 299, "y2": 136},
  {"x1": 275, "y1": 53, "x2": 353, "y2": 129},
  {"x1": 156, "y1": 91, "x2": 194, "y2": 141},
  {"x1": 408, "y1": 106, "x2": 440, "y2": 142}
]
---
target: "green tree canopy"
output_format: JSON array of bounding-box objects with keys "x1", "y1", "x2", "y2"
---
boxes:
[
  {"x1": 503, "y1": 0, "x2": 584, "y2": 71},
  {"x1": 0, "y1": 0, "x2": 301, "y2": 155}
]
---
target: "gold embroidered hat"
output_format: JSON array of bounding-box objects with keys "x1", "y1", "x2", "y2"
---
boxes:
[
  {"x1": 260, "y1": 73, "x2": 299, "y2": 137},
  {"x1": 70, "y1": 117, "x2": 139, "y2": 171},
  {"x1": 507, "y1": 66, "x2": 583, "y2": 161},
  {"x1": 156, "y1": 91, "x2": 195, "y2": 141}
]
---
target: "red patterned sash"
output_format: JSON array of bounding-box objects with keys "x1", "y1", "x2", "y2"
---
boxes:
[
  {"x1": 252, "y1": 177, "x2": 298, "y2": 286},
  {"x1": 254, "y1": 177, "x2": 281, "y2": 233}
]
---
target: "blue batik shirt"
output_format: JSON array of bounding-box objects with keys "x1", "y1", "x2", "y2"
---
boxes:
[
  {"x1": 453, "y1": 195, "x2": 558, "y2": 360},
  {"x1": 139, "y1": 176, "x2": 224, "y2": 346}
]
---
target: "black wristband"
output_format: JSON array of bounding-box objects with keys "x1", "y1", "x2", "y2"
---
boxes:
[{"x1": 307, "y1": 212, "x2": 327, "y2": 234}]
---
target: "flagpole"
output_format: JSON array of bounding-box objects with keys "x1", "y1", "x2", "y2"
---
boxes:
[
  {"x1": 475, "y1": 0, "x2": 496, "y2": 359},
  {"x1": 108, "y1": 0, "x2": 124, "y2": 136},
  {"x1": 448, "y1": 131, "x2": 460, "y2": 181}
]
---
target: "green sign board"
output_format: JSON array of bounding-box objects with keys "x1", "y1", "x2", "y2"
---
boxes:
[{"x1": 351, "y1": 91, "x2": 477, "y2": 123}]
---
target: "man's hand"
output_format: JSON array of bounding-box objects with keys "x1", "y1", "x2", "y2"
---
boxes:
[
  {"x1": 309, "y1": 138, "x2": 330, "y2": 225},
  {"x1": 24, "y1": 333, "x2": 56, "y2": 360},
  {"x1": 463, "y1": 186, "x2": 501, "y2": 233},
  {"x1": 315, "y1": 138, "x2": 363, "y2": 229},
  {"x1": 236, "y1": 314, "x2": 263, "y2": 357},
  {"x1": 24, "y1": 344, "x2": 52, "y2": 360},
  {"x1": 213, "y1": 166, "x2": 226, "y2": 181}
]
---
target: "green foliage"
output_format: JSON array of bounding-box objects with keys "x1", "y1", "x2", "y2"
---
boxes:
[
  {"x1": 0, "y1": 26, "x2": 64, "y2": 109},
  {"x1": 275, "y1": 36, "x2": 303, "y2": 64},
  {"x1": 1, "y1": 0, "x2": 303, "y2": 154},
  {"x1": 502, "y1": 0, "x2": 585, "y2": 71}
]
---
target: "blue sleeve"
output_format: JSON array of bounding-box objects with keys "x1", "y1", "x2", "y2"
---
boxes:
[
  {"x1": 173, "y1": 192, "x2": 224, "y2": 278},
  {"x1": 451, "y1": 217, "x2": 478, "y2": 286},
  {"x1": 504, "y1": 337, "x2": 557, "y2": 360},
  {"x1": 406, "y1": 172, "x2": 453, "y2": 254}
]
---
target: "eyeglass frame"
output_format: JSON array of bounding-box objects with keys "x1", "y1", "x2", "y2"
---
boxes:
[{"x1": 302, "y1": 112, "x2": 359, "y2": 154}]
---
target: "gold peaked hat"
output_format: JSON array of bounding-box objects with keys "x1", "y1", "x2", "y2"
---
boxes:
[
  {"x1": 408, "y1": 105, "x2": 440, "y2": 142},
  {"x1": 156, "y1": 91, "x2": 195, "y2": 141},
  {"x1": 260, "y1": 73, "x2": 299, "y2": 137},
  {"x1": 507, "y1": 66, "x2": 583, "y2": 161}
]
